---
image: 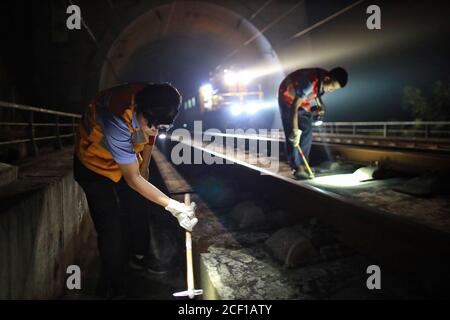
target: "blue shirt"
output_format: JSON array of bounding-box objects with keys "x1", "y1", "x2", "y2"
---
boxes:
[{"x1": 96, "y1": 109, "x2": 140, "y2": 165}]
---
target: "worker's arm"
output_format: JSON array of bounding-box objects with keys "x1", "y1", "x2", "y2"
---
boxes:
[
  {"x1": 139, "y1": 144, "x2": 154, "y2": 181},
  {"x1": 100, "y1": 114, "x2": 196, "y2": 230},
  {"x1": 292, "y1": 97, "x2": 303, "y2": 131},
  {"x1": 314, "y1": 97, "x2": 326, "y2": 116},
  {"x1": 139, "y1": 129, "x2": 158, "y2": 180},
  {"x1": 292, "y1": 76, "x2": 314, "y2": 130},
  {"x1": 286, "y1": 97, "x2": 303, "y2": 148},
  {"x1": 120, "y1": 160, "x2": 169, "y2": 207},
  {"x1": 119, "y1": 161, "x2": 198, "y2": 231}
]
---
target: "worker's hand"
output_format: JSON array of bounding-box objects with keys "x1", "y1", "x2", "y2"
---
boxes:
[
  {"x1": 289, "y1": 129, "x2": 302, "y2": 148},
  {"x1": 166, "y1": 199, "x2": 196, "y2": 218},
  {"x1": 165, "y1": 199, "x2": 198, "y2": 231}
]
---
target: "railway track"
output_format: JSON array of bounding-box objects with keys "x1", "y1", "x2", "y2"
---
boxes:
[{"x1": 155, "y1": 132, "x2": 450, "y2": 298}]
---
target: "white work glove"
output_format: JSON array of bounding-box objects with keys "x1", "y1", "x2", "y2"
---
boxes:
[
  {"x1": 165, "y1": 199, "x2": 198, "y2": 231},
  {"x1": 289, "y1": 129, "x2": 302, "y2": 148}
]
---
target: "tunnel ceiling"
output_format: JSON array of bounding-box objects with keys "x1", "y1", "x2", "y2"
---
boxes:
[
  {"x1": 99, "y1": 1, "x2": 290, "y2": 92},
  {"x1": 91, "y1": 0, "x2": 360, "y2": 100}
]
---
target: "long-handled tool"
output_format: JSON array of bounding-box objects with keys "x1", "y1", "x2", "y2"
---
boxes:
[
  {"x1": 296, "y1": 145, "x2": 315, "y2": 178},
  {"x1": 173, "y1": 194, "x2": 203, "y2": 299}
]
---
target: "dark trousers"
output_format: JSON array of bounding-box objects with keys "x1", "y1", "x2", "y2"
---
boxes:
[
  {"x1": 73, "y1": 156, "x2": 150, "y2": 292},
  {"x1": 280, "y1": 105, "x2": 314, "y2": 170}
]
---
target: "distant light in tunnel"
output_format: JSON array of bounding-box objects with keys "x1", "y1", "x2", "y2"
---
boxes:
[
  {"x1": 200, "y1": 83, "x2": 213, "y2": 96},
  {"x1": 239, "y1": 71, "x2": 255, "y2": 85},
  {"x1": 246, "y1": 102, "x2": 259, "y2": 115},
  {"x1": 224, "y1": 70, "x2": 239, "y2": 86},
  {"x1": 230, "y1": 103, "x2": 244, "y2": 116},
  {"x1": 199, "y1": 83, "x2": 214, "y2": 110},
  {"x1": 229, "y1": 101, "x2": 275, "y2": 116},
  {"x1": 224, "y1": 69, "x2": 256, "y2": 86},
  {"x1": 158, "y1": 133, "x2": 167, "y2": 140}
]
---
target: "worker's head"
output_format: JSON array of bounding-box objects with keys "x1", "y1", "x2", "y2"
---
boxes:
[
  {"x1": 135, "y1": 83, "x2": 182, "y2": 131},
  {"x1": 323, "y1": 67, "x2": 348, "y2": 93}
]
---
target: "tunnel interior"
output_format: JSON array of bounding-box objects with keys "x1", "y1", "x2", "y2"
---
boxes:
[
  {"x1": 100, "y1": 1, "x2": 284, "y2": 93},
  {"x1": 98, "y1": 1, "x2": 285, "y2": 131},
  {"x1": 1, "y1": 0, "x2": 450, "y2": 302}
]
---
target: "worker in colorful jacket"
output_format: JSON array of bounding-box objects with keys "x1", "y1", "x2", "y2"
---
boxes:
[
  {"x1": 278, "y1": 67, "x2": 348, "y2": 179},
  {"x1": 73, "y1": 82, "x2": 197, "y2": 298}
]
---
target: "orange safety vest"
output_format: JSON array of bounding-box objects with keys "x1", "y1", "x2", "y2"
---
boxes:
[{"x1": 75, "y1": 83, "x2": 156, "y2": 182}]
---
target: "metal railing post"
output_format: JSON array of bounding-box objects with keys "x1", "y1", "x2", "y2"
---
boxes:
[
  {"x1": 28, "y1": 111, "x2": 38, "y2": 156},
  {"x1": 55, "y1": 115, "x2": 62, "y2": 150},
  {"x1": 72, "y1": 117, "x2": 76, "y2": 144}
]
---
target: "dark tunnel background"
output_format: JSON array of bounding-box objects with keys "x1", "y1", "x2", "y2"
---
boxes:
[
  {"x1": 119, "y1": 35, "x2": 230, "y2": 99},
  {"x1": 0, "y1": 0, "x2": 449, "y2": 123}
]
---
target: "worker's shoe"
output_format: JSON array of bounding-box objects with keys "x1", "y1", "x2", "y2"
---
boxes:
[
  {"x1": 128, "y1": 255, "x2": 168, "y2": 275},
  {"x1": 292, "y1": 167, "x2": 313, "y2": 180}
]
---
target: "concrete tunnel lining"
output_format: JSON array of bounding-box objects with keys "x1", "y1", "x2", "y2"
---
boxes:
[{"x1": 99, "y1": 1, "x2": 284, "y2": 96}]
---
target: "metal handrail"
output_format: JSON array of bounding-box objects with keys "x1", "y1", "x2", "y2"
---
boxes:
[
  {"x1": 0, "y1": 101, "x2": 81, "y2": 118},
  {"x1": 189, "y1": 120, "x2": 450, "y2": 153},
  {"x1": 315, "y1": 121, "x2": 450, "y2": 139},
  {"x1": 0, "y1": 100, "x2": 81, "y2": 157},
  {"x1": 321, "y1": 121, "x2": 450, "y2": 126},
  {"x1": 0, "y1": 122, "x2": 77, "y2": 127},
  {"x1": 313, "y1": 132, "x2": 450, "y2": 142}
]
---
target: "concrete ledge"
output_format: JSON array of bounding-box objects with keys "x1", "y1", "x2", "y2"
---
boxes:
[
  {"x1": 0, "y1": 148, "x2": 97, "y2": 299},
  {"x1": 0, "y1": 162, "x2": 18, "y2": 187}
]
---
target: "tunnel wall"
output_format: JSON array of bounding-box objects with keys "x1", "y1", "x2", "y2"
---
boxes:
[
  {"x1": 0, "y1": 172, "x2": 96, "y2": 299},
  {"x1": 98, "y1": 1, "x2": 284, "y2": 91}
]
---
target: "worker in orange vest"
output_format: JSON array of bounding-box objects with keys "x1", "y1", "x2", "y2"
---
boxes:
[
  {"x1": 278, "y1": 67, "x2": 348, "y2": 179},
  {"x1": 74, "y1": 82, "x2": 197, "y2": 298}
]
